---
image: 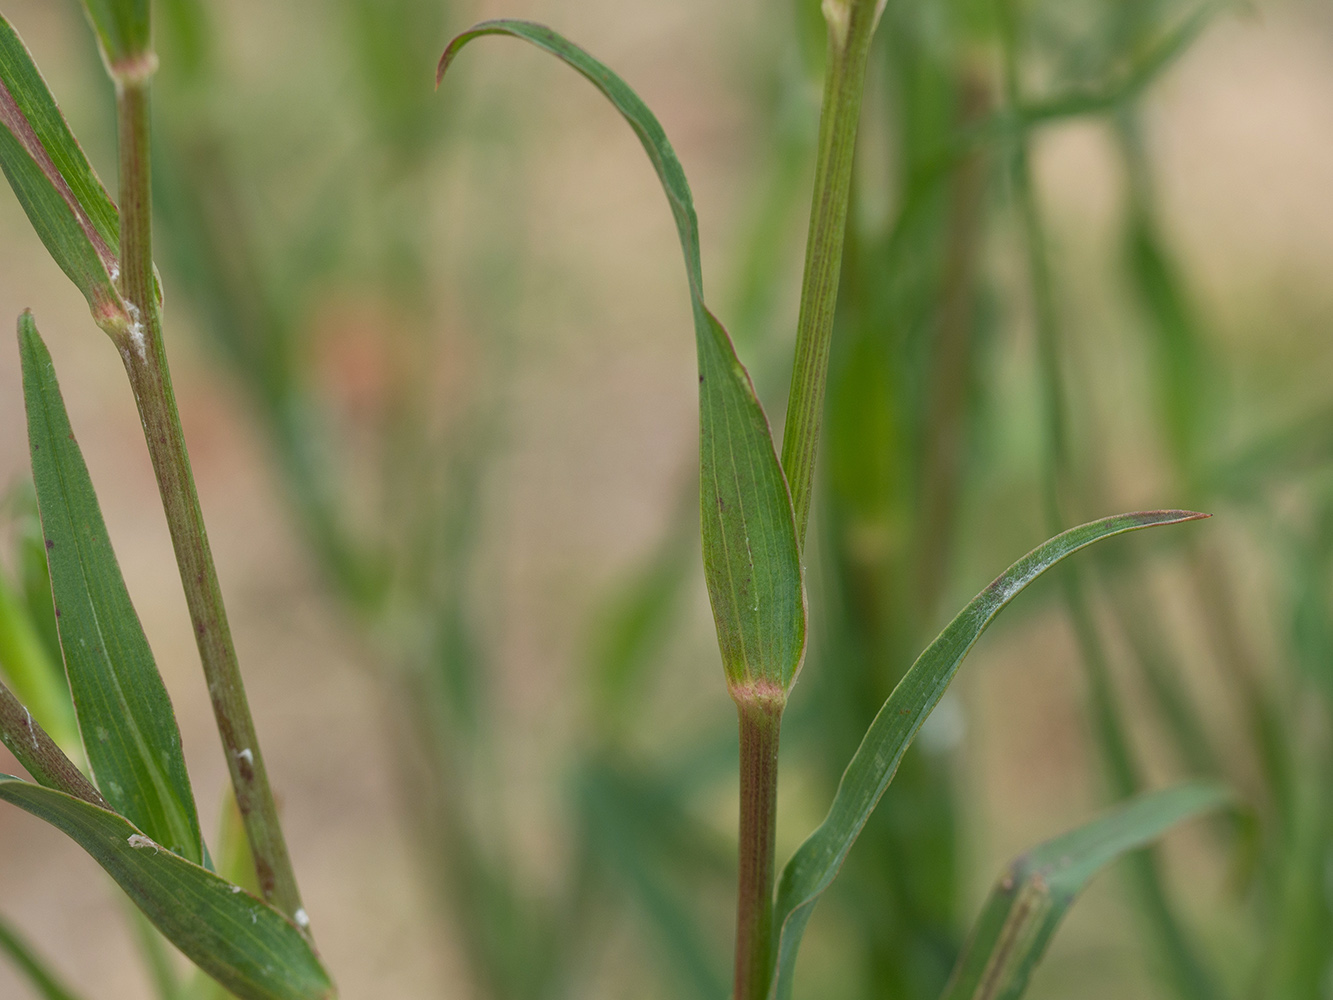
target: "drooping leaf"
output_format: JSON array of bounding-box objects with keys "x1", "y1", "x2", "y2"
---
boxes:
[
  {"x1": 941, "y1": 782, "x2": 1230, "y2": 1000},
  {"x1": 20, "y1": 313, "x2": 204, "y2": 864},
  {"x1": 78, "y1": 0, "x2": 152, "y2": 72},
  {"x1": 0, "y1": 16, "x2": 126, "y2": 330},
  {"x1": 0, "y1": 776, "x2": 333, "y2": 1000},
  {"x1": 0, "y1": 911, "x2": 86, "y2": 1000},
  {"x1": 770, "y1": 510, "x2": 1209, "y2": 999},
  {"x1": 438, "y1": 20, "x2": 807, "y2": 699}
]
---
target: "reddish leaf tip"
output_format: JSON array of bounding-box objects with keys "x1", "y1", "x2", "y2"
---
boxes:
[{"x1": 1136, "y1": 508, "x2": 1210, "y2": 524}]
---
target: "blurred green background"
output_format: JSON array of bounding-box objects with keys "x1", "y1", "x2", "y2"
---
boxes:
[{"x1": 1, "y1": 0, "x2": 1332, "y2": 998}]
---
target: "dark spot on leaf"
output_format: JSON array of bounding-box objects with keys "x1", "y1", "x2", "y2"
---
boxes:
[
  {"x1": 716, "y1": 495, "x2": 726, "y2": 512},
  {"x1": 698, "y1": 374, "x2": 704, "y2": 384},
  {"x1": 54, "y1": 607, "x2": 60, "y2": 618},
  {"x1": 45, "y1": 538, "x2": 53, "y2": 550},
  {"x1": 196, "y1": 621, "x2": 206, "y2": 637}
]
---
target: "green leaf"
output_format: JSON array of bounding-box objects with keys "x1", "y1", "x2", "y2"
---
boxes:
[
  {"x1": 20, "y1": 313, "x2": 204, "y2": 864},
  {"x1": 78, "y1": 0, "x2": 153, "y2": 73},
  {"x1": 0, "y1": 776, "x2": 333, "y2": 1000},
  {"x1": 438, "y1": 20, "x2": 807, "y2": 699},
  {"x1": 941, "y1": 782, "x2": 1231, "y2": 1000},
  {"x1": 0, "y1": 16, "x2": 127, "y2": 331},
  {"x1": 770, "y1": 510, "x2": 1209, "y2": 999},
  {"x1": 0, "y1": 911, "x2": 86, "y2": 1000}
]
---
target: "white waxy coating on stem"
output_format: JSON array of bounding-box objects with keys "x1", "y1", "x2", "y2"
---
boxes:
[
  {"x1": 124, "y1": 300, "x2": 146, "y2": 360},
  {"x1": 294, "y1": 908, "x2": 310, "y2": 929},
  {"x1": 236, "y1": 747, "x2": 254, "y2": 766}
]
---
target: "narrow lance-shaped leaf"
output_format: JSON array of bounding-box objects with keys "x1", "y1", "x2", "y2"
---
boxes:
[
  {"x1": 942, "y1": 782, "x2": 1231, "y2": 1000},
  {"x1": 770, "y1": 510, "x2": 1209, "y2": 999},
  {"x1": 20, "y1": 313, "x2": 204, "y2": 864},
  {"x1": 438, "y1": 21, "x2": 807, "y2": 699},
  {"x1": 0, "y1": 17, "x2": 127, "y2": 332},
  {"x1": 0, "y1": 776, "x2": 333, "y2": 1000}
]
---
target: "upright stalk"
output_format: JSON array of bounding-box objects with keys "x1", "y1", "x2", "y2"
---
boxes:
[
  {"x1": 112, "y1": 66, "x2": 305, "y2": 927},
  {"x1": 733, "y1": 695, "x2": 782, "y2": 1000},
  {"x1": 781, "y1": 0, "x2": 882, "y2": 545},
  {"x1": 733, "y1": 3, "x2": 880, "y2": 997}
]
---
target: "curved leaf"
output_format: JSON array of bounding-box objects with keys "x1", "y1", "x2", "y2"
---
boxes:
[
  {"x1": 438, "y1": 21, "x2": 807, "y2": 698},
  {"x1": 942, "y1": 782, "x2": 1231, "y2": 1000},
  {"x1": 20, "y1": 313, "x2": 204, "y2": 864},
  {"x1": 770, "y1": 510, "x2": 1209, "y2": 998},
  {"x1": 0, "y1": 17, "x2": 126, "y2": 330},
  {"x1": 0, "y1": 776, "x2": 332, "y2": 1000}
]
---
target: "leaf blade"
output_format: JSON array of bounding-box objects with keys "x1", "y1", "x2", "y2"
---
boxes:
[
  {"x1": 0, "y1": 16, "x2": 126, "y2": 328},
  {"x1": 941, "y1": 782, "x2": 1230, "y2": 1000},
  {"x1": 20, "y1": 313, "x2": 204, "y2": 864},
  {"x1": 0, "y1": 776, "x2": 332, "y2": 1000},
  {"x1": 770, "y1": 510, "x2": 1209, "y2": 998},
  {"x1": 438, "y1": 20, "x2": 807, "y2": 696}
]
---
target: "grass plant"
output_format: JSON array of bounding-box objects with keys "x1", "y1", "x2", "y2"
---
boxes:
[{"x1": 1, "y1": 1, "x2": 1328, "y2": 999}]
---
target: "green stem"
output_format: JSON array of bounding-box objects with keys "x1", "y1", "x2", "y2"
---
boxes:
[
  {"x1": 113, "y1": 75, "x2": 306, "y2": 927},
  {"x1": 781, "y1": 0, "x2": 881, "y2": 548},
  {"x1": 733, "y1": 695, "x2": 782, "y2": 1000}
]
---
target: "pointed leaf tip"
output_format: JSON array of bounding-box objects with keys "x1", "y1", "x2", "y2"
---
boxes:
[
  {"x1": 768, "y1": 510, "x2": 1211, "y2": 998},
  {"x1": 20, "y1": 318, "x2": 204, "y2": 864}
]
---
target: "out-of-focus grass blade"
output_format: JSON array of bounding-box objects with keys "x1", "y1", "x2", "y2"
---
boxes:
[
  {"x1": 438, "y1": 21, "x2": 807, "y2": 698},
  {"x1": 0, "y1": 777, "x2": 333, "y2": 1000},
  {"x1": 1012, "y1": 3, "x2": 1220, "y2": 127},
  {"x1": 1203, "y1": 404, "x2": 1333, "y2": 500},
  {"x1": 577, "y1": 759, "x2": 728, "y2": 1000},
  {"x1": 1125, "y1": 211, "x2": 1206, "y2": 473},
  {"x1": 0, "y1": 567, "x2": 81, "y2": 760},
  {"x1": 0, "y1": 16, "x2": 127, "y2": 329},
  {"x1": 20, "y1": 313, "x2": 204, "y2": 864},
  {"x1": 941, "y1": 783, "x2": 1230, "y2": 1000},
  {"x1": 78, "y1": 0, "x2": 152, "y2": 71},
  {"x1": 770, "y1": 511, "x2": 1209, "y2": 999},
  {"x1": 0, "y1": 911, "x2": 86, "y2": 1000}
]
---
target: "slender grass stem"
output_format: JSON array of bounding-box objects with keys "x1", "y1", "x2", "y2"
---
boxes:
[
  {"x1": 113, "y1": 75, "x2": 305, "y2": 927},
  {"x1": 733, "y1": 694, "x2": 782, "y2": 1000},
  {"x1": 781, "y1": 0, "x2": 881, "y2": 547},
  {"x1": 0, "y1": 678, "x2": 105, "y2": 808}
]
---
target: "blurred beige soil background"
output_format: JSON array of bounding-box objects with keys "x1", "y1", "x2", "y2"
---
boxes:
[{"x1": 0, "y1": 0, "x2": 1330, "y2": 997}]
